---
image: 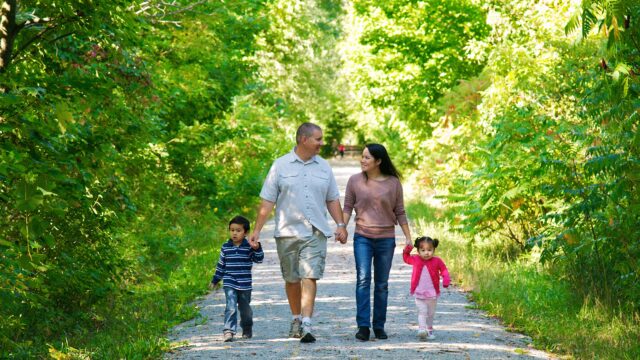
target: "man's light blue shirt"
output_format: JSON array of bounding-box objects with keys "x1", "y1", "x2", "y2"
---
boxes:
[{"x1": 260, "y1": 149, "x2": 340, "y2": 238}]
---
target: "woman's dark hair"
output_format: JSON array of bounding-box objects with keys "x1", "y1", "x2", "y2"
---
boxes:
[
  {"x1": 414, "y1": 236, "x2": 439, "y2": 249},
  {"x1": 364, "y1": 143, "x2": 401, "y2": 180},
  {"x1": 229, "y1": 215, "x2": 250, "y2": 232}
]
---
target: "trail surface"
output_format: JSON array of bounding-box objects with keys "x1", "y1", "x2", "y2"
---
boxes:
[{"x1": 166, "y1": 159, "x2": 554, "y2": 359}]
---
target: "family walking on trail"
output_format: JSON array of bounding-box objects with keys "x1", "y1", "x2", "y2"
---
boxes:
[{"x1": 210, "y1": 122, "x2": 449, "y2": 344}]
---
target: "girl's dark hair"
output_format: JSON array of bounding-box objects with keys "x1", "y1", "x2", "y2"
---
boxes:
[
  {"x1": 229, "y1": 215, "x2": 250, "y2": 232},
  {"x1": 415, "y1": 236, "x2": 439, "y2": 249},
  {"x1": 364, "y1": 143, "x2": 402, "y2": 180}
]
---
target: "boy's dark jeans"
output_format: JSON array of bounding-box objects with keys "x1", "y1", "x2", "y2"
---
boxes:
[{"x1": 223, "y1": 287, "x2": 253, "y2": 334}]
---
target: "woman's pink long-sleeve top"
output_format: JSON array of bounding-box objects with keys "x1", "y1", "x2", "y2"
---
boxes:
[{"x1": 402, "y1": 245, "x2": 451, "y2": 296}]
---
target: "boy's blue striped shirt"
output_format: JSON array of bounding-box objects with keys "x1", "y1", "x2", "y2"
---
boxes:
[{"x1": 211, "y1": 238, "x2": 263, "y2": 290}]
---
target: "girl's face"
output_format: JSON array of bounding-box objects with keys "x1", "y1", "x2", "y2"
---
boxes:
[
  {"x1": 360, "y1": 148, "x2": 381, "y2": 173},
  {"x1": 417, "y1": 241, "x2": 435, "y2": 260},
  {"x1": 229, "y1": 223, "x2": 247, "y2": 244}
]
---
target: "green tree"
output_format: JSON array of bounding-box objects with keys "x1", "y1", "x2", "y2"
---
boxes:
[{"x1": 340, "y1": 0, "x2": 489, "y2": 162}]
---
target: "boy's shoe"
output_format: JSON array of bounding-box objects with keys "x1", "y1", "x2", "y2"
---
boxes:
[
  {"x1": 355, "y1": 326, "x2": 370, "y2": 341},
  {"x1": 242, "y1": 327, "x2": 252, "y2": 339},
  {"x1": 373, "y1": 328, "x2": 388, "y2": 340},
  {"x1": 223, "y1": 331, "x2": 234, "y2": 342},
  {"x1": 417, "y1": 329, "x2": 428, "y2": 341},
  {"x1": 300, "y1": 321, "x2": 316, "y2": 343},
  {"x1": 427, "y1": 330, "x2": 436, "y2": 340},
  {"x1": 289, "y1": 318, "x2": 302, "y2": 338}
]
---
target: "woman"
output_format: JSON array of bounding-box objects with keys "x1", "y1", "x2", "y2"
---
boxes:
[{"x1": 342, "y1": 143, "x2": 412, "y2": 341}]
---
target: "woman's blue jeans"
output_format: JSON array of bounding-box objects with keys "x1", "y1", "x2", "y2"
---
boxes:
[
  {"x1": 353, "y1": 233, "x2": 396, "y2": 329},
  {"x1": 223, "y1": 287, "x2": 253, "y2": 334}
]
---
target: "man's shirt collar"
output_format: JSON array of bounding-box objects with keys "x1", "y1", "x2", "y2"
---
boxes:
[{"x1": 289, "y1": 147, "x2": 318, "y2": 164}]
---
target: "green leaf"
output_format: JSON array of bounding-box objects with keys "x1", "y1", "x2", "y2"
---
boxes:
[
  {"x1": 55, "y1": 102, "x2": 74, "y2": 134},
  {"x1": 0, "y1": 239, "x2": 15, "y2": 248},
  {"x1": 37, "y1": 187, "x2": 58, "y2": 197}
]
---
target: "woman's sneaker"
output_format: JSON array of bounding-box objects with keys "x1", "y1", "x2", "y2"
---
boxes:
[
  {"x1": 417, "y1": 329, "x2": 428, "y2": 340},
  {"x1": 355, "y1": 326, "x2": 370, "y2": 341},
  {"x1": 427, "y1": 330, "x2": 436, "y2": 340},
  {"x1": 289, "y1": 318, "x2": 302, "y2": 338}
]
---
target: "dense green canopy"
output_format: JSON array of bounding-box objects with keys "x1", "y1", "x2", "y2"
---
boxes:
[{"x1": 1, "y1": 0, "x2": 638, "y2": 357}]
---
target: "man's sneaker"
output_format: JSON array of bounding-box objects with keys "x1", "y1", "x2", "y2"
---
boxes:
[
  {"x1": 242, "y1": 327, "x2": 252, "y2": 339},
  {"x1": 289, "y1": 318, "x2": 302, "y2": 338},
  {"x1": 223, "y1": 331, "x2": 234, "y2": 342},
  {"x1": 417, "y1": 329, "x2": 428, "y2": 340},
  {"x1": 427, "y1": 330, "x2": 436, "y2": 340},
  {"x1": 300, "y1": 321, "x2": 316, "y2": 343}
]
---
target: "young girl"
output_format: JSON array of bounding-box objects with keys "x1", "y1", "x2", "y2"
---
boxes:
[{"x1": 402, "y1": 236, "x2": 450, "y2": 340}]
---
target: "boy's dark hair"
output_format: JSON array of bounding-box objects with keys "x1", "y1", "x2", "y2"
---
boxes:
[
  {"x1": 229, "y1": 215, "x2": 250, "y2": 232},
  {"x1": 415, "y1": 236, "x2": 439, "y2": 249}
]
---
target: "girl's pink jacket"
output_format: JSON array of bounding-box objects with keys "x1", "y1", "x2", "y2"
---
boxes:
[{"x1": 402, "y1": 245, "x2": 451, "y2": 296}]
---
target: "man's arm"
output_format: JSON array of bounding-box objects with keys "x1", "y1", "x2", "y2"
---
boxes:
[
  {"x1": 327, "y1": 199, "x2": 347, "y2": 243},
  {"x1": 249, "y1": 199, "x2": 275, "y2": 246}
]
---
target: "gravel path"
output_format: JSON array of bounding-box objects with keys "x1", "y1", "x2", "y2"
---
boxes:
[{"x1": 165, "y1": 160, "x2": 554, "y2": 359}]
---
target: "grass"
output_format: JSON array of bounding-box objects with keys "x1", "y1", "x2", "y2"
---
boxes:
[
  {"x1": 14, "y1": 195, "x2": 638, "y2": 359},
  {"x1": 40, "y1": 206, "x2": 231, "y2": 359},
  {"x1": 407, "y1": 200, "x2": 640, "y2": 360}
]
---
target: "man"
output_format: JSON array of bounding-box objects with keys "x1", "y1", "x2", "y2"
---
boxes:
[{"x1": 249, "y1": 122, "x2": 348, "y2": 343}]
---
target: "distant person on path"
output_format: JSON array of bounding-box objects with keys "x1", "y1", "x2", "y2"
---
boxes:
[
  {"x1": 250, "y1": 122, "x2": 348, "y2": 343},
  {"x1": 403, "y1": 236, "x2": 450, "y2": 340},
  {"x1": 342, "y1": 143, "x2": 412, "y2": 341},
  {"x1": 338, "y1": 144, "x2": 345, "y2": 159},
  {"x1": 210, "y1": 215, "x2": 264, "y2": 342}
]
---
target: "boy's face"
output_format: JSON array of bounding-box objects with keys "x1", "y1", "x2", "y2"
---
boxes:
[
  {"x1": 418, "y1": 242, "x2": 435, "y2": 260},
  {"x1": 229, "y1": 223, "x2": 247, "y2": 243}
]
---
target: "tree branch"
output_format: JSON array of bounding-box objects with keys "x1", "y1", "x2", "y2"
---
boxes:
[
  {"x1": 129, "y1": 0, "x2": 209, "y2": 25},
  {"x1": 0, "y1": 0, "x2": 18, "y2": 72},
  {"x1": 11, "y1": 14, "x2": 81, "y2": 65}
]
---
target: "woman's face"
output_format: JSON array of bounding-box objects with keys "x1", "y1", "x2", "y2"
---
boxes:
[{"x1": 360, "y1": 148, "x2": 381, "y2": 173}]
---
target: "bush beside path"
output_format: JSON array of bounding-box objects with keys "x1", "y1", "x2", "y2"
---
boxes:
[{"x1": 165, "y1": 160, "x2": 554, "y2": 359}]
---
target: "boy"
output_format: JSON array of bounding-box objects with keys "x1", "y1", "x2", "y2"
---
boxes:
[{"x1": 210, "y1": 215, "x2": 264, "y2": 342}]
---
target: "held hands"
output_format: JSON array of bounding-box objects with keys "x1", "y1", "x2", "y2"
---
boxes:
[
  {"x1": 404, "y1": 237, "x2": 413, "y2": 247},
  {"x1": 334, "y1": 226, "x2": 348, "y2": 244},
  {"x1": 248, "y1": 232, "x2": 260, "y2": 249}
]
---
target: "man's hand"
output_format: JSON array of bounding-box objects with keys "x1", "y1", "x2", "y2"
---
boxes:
[
  {"x1": 249, "y1": 239, "x2": 261, "y2": 250},
  {"x1": 335, "y1": 227, "x2": 348, "y2": 244},
  {"x1": 249, "y1": 232, "x2": 260, "y2": 248}
]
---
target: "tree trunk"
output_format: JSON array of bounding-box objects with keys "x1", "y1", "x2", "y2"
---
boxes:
[{"x1": 0, "y1": 0, "x2": 17, "y2": 73}]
